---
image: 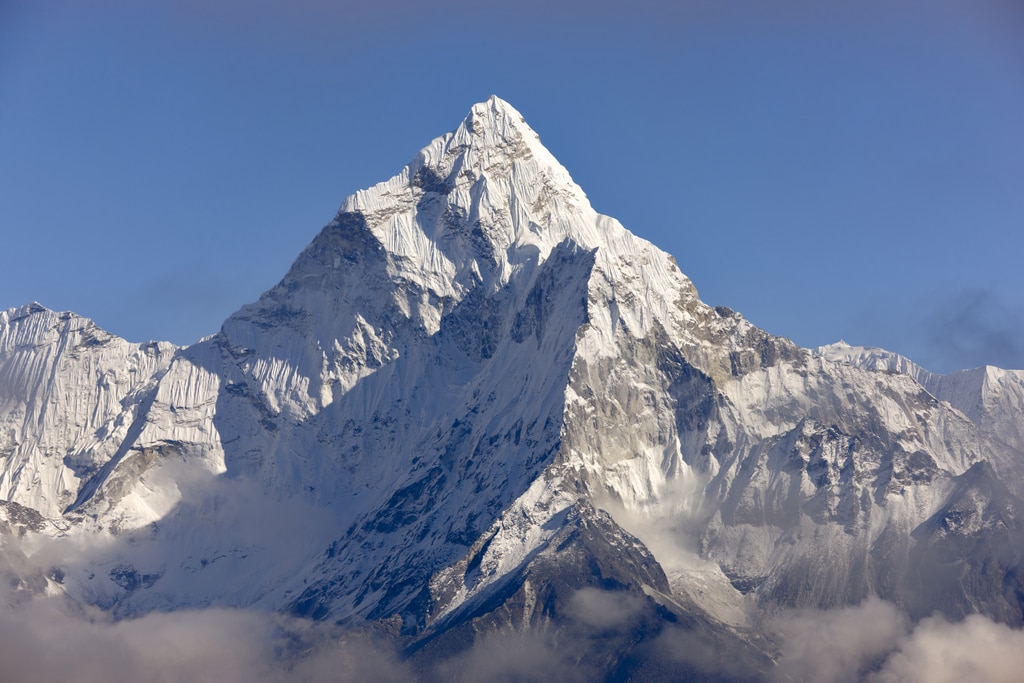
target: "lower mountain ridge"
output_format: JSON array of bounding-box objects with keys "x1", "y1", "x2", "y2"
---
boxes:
[{"x1": 2, "y1": 97, "x2": 1022, "y2": 681}]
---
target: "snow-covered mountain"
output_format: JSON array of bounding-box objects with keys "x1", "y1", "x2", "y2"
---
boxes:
[
  {"x1": 2, "y1": 97, "x2": 1022, "y2": 680},
  {"x1": 0, "y1": 304, "x2": 178, "y2": 518},
  {"x1": 817, "y1": 341, "x2": 1024, "y2": 493}
]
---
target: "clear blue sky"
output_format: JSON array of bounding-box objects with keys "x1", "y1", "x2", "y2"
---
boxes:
[{"x1": 2, "y1": 0, "x2": 1023, "y2": 373}]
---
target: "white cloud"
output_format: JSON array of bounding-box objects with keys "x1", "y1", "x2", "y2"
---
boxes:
[
  {"x1": 5, "y1": 575, "x2": 1023, "y2": 682},
  {"x1": 565, "y1": 587, "x2": 647, "y2": 630},
  {"x1": 872, "y1": 614, "x2": 1024, "y2": 683},
  {"x1": 773, "y1": 599, "x2": 1024, "y2": 683},
  {"x1": 773, "y1": 598, "x2": 908, "y2": 683},
  {"x1": 0, "y1": 594, "x2": 412, "y2": 683},
  {"x1": 596, "y1": 472, "x2": 709, "y2": 573},
  {"x1": 430, "y1": 630, "x2": 594, "y2": 683}
]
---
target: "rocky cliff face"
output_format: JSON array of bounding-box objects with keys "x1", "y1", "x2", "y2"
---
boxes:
[{"x1": 2, "y1": 97, "x2": 1022, "y2": 677}]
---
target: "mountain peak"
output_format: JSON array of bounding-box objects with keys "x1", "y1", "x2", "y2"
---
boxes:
[
  {"x1": 3, "y1": 301, "x2": 53, "y2": 321},
  {"x1": 460, "y1": 95, "x2": 538, "y2": 148},
  {"x1": 453, "y1": 96, "x2": 580, "y2": 191},
  {"x1": 466, "y1": 94, "x2": 525, "y2": 127},
  {"x1": 218, "y1": 97, "x2": 704, "y2": 436},
  {"x1": 335, "y1": 97, "x2": 609, "y2": 299},
  {"x1": 6, "y1": 97, "x2": 1024, "y2": 681}
]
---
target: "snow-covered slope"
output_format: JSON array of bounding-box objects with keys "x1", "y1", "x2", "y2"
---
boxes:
[
  {"x1": 2, "y1": 98, "x2": 1023, "y2": 658},
  {"x1": 0, "y1": 304, "x2": 177, "y2": 518},
  {"x1": 928, "y1": 366, "x2": 1024, "y2": 455},
  {"x1": 817, "y1": 341, "x2": 1024, "y2": 492}
]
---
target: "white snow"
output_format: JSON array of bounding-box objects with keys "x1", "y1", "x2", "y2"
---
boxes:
[{"x1": 1, "y1": 98, "x2": 1018, "y2": 631}]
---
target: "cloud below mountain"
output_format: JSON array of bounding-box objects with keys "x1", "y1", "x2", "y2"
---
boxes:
[
  {"x1": 774, "y1": 598, "x2": 1024, "y2": 683},
  {"x1": 871, "y1": 613, "x2": 1024, "y2": 683},
  {"x1": 0, "y1": 592, "x2": 410, "y2": 683},
  {"x1": 773, "y1": 598, "x2": 909, "y2": 683}
]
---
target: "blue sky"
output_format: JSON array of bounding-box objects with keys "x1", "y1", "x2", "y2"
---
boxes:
[{"x1": 2, "y1": 0, "x2": 1023, "y2": 373}]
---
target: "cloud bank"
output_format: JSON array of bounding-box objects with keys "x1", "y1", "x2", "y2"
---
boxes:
[
  {"x1": 773, "y1": 598, "x2": 909, "y2": 683},
  {"x1": 871, "y1": 613, "x2": 1024, "y2": 683},
  {"x1": 4, "y1": 581, "x2": 1024, "y2": 682},
  {"x1": 774, "y1": 599, "x2": 1024, "y2": 683},
  {"x1": 0, "y1": 595, "x2": 411, "y2": 683}
]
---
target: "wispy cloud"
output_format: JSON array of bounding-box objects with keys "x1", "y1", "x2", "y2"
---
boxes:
[
  {"x1": 871, "y1": 613, "x2": 1024, "y2": 683},
  {"x1": 773, "y1": 598, "x2": 909, "y2": 683},
  {"x1": 919, "y1": 288, "x2": 1024, "y2": 371},
  {"x1": 429, "y1": 630, "x2": 595, "y2": 683},
  {"x1": 564, "y1": 587, "x2": 648, "y2": 630}
]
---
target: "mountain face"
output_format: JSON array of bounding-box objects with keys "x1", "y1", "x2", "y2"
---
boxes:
[
  {"x1": 817, "y1": 341, "x2": 1024, "y2": 485},
  {"x1": 2, "y1": 97, "x2": 1023, "y2": 679}
]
